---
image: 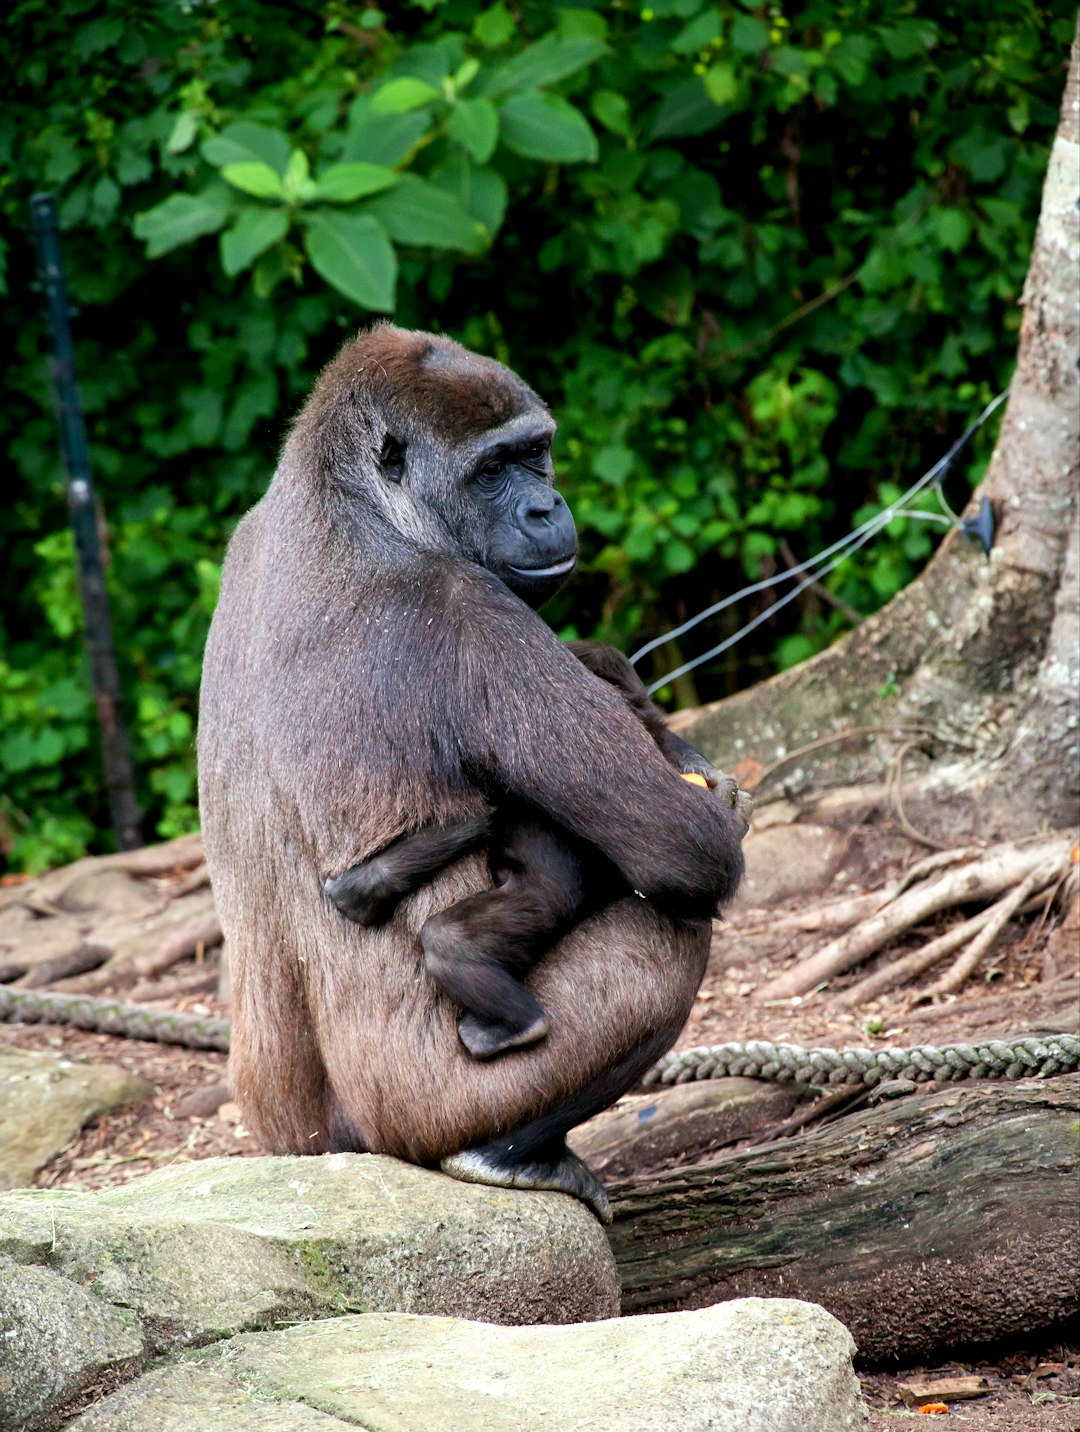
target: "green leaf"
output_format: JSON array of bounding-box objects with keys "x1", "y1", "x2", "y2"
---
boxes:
[
  {"x1": 221, "y1": 162, "x2": 286, "y2": 199},
  {"x1": 731, "y1": 14, "x2": 769, "y2": 53},
  {"x1": 133, "y1": 190, "x2": 230, "y2": 257},
  {"x1": 166, "y1": 112, "x2": 198, "y2": 155},
  {"x1": 663, "y1": 538, "x2": 696, "y2": 574},
  {"x1": 930, "y1": 207, "x2": 971, "y2": 253},
  {"x1": 673, "y1": 9, "x2": 722, "y2": 55},
  {"x1": 473, "y1": 3, "x2": 515, "y2": 48},
  {"x1": 202, "y1": 122, "x2": 290, "y2": 175},
  {"x1": 648, "y1": 79, "x2": 724, "y2": 142},
  {"x1": 283, "y1": 149, "x2": 316, "y2": 203},
  {"x1": 591, "y1": 444, "x2": 634, "y2": 484},
  {"x1": 343, "y1": 100, "x2": 431, "y2": 166},
  {"x1": 314, "y1": 163, "x2": 400, "y2": 203},
  {"x1": 367, "y1": 174, "x2": 485, "y2": 252},
  {"x1": 485, "y1": 35, "x2": 607, "y2": 97},
  {"x1": 703, "y1": 61, "x2": 738, "y2": 107},
  {"x1": 431, "y1": 155, "x2": 508, "y2": 238},
  {"x1": 498, "y1": 92, "x2": 598, "y2": 164},
  {"x1": 446, "y1": 97, "x2": 499, "y2": 164},
  {"x1": 302, "y1": 211, "x2": 397, "y2": 310},
  {"x1": 220, "y1": 208, "x2": 290, "y2": 276},
  {"x1": 591, "y1": 89, "x2": 631, "y2": 137},
  {"x1": 370, "y1": 77, "x2": 441, "y2": 114}
]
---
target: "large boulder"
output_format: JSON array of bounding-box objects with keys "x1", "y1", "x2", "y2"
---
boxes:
[
  {"x1": 0, "y1": 1152, "x2": 619, "y2": 1428},
  {"x1": 68, "y1": 1298, "x2": 867, "y2": 1432},
  {"x1": 0, "y1": 1260, "x2": 143, "y2": 1431},
  {"x1": 0, "y1": 1046, "x2": 150, "y2": 1189}
]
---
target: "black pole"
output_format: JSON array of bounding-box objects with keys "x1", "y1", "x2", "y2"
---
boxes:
[{"x1": 30, "y1": 192, "x2": 143, "y2": 852}]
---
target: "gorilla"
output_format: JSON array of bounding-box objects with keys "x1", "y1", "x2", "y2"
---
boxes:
[
  {"x1": 198, "y1": 324, "x2": 745, "y2": 1221},
  {"x1": 326, "y1": 639, "x2": 748, "y2": 1060}
]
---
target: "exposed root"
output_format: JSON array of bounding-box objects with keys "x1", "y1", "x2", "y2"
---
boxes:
[
  {"x1": 754, "y1": 831, "x2": 1077, "y2": 1003},
  {"x1": 926, "y1": 865, "x2": 1060, "y2": 997}
]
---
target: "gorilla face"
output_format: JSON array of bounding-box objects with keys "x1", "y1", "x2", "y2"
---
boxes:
[
  {"x1": 465, "y1": 427, "x2": 578, "y2": 608},
  {"x1": 372, "y1": 340, "x2": 579, "y2": 610}
]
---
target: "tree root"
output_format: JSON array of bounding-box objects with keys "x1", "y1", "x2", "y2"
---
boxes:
[{"x1": 754, "y1": 830, "x2": 1077, "y2": 1003}]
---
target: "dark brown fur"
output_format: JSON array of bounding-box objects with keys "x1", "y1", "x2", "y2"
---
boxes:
[
  {"x1": 198, "y1": 325, "x2": 743, "y2": 1200},
  {"x1": 326, "y1": 640, "x2": 735, "y2": 1060}
]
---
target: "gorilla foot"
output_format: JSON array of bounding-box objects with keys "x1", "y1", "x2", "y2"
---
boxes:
[
  {"x1": 457, "y1": 1010, "x2": 549, "y2": 1060},
  {"x1": 441, "y1": 1141, "x2": 611, "y2": 1224}
]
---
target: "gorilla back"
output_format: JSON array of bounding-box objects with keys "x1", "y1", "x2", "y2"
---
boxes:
[{"x1": 198, "y1": 325, "x2": 744, "y2": 1218}]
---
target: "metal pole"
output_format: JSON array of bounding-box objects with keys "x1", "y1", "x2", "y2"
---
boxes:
[{"x1": 29, "y1": 192, "x2": 143, "y2": 851}]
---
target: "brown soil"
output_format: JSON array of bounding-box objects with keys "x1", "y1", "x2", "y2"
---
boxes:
[{"x1": 2, "y1": 866, "x2": 1077, "y2": 1429}]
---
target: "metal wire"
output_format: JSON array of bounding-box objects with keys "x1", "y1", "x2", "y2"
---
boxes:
[{"x1": 632, "y1": 388, "x2": 1009, "y2": 694}]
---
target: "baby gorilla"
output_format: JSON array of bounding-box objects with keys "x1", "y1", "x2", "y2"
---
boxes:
[{"x1": 326, "y1": 641, "x2": 748, "y2": 1059}]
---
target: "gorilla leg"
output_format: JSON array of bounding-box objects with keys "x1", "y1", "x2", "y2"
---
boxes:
[{"x1": 441, "y1": 1015, "x2": 684, "y2": 1223}]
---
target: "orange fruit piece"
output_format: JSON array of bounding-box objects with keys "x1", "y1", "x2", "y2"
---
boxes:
[{"x1": 681, "y1": 772, "x2": 709, "y2": 788}]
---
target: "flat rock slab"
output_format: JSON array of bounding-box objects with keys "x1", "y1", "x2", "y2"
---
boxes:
[
  {"x1": 69, "y1": 1298, "x2": 867, "y2": 1432},
  {"x1": 0, "y1": 1046, "x2": 150, "y2": 1189},
  {"x1": 0, "y1": 1153, "x2": 618, "y2": 1428}
]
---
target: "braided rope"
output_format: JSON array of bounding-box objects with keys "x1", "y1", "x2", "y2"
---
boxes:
[
  {"x1": 0, "y1": 987, "x2": 230, "y2": 1052},
  {"x1": 643, "y1": 1034, "x2": 1080, "y2": 1088},
  {"x1": 2, "y1": 986, "x2": 1076, "y2": 1087}
]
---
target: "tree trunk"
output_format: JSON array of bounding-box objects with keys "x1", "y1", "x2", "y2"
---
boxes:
[
  {"x1": 680, "y1": 31, "x2": 1079, "y2": 845},
  {"x1": 608, "y1": 1074, "x2": 1080, "y2": 1363}
]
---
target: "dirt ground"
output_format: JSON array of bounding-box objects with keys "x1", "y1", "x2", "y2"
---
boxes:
[{"x1": 2, "y1": 867, "x2": 1078, "y2": 1429}]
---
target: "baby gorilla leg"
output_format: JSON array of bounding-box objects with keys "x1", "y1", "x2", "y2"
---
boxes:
[
  {"x1": 421, "y1": 820, "x2": 589, "y2": 1060},
  {"x1": 325, "y1": 811, "x2": 492, "y2": 926}
]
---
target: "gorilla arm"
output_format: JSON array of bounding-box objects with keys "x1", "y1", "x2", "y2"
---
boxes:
[{"x1": 446, "y1": 574, "x2": 746, "y2": 921}]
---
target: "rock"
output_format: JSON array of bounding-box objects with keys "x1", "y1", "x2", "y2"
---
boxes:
[
  {"x1": 0, "y1": 1258, "x2": 144, "y2": 1431},
  {"x1": 69, "y1": 1298, "x2": 867, "y2": 1432},
  {"x1": 0, "y1": 1047, "x2": 151, "y2": 1189},
  {"x1": 738, "y1": 823, "x2": 849, "y2": 906},
  {"x1": 0, "y1": 1153, "x2": 617, "y2": 1364},
  {"x1": 53, "y1": 869, "x2": 162, "y2": 917}
]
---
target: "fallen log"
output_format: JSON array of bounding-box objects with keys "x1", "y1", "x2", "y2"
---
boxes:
[{"x1": 608, "y1": 1073, "x2": 1080, "y2": 1363}]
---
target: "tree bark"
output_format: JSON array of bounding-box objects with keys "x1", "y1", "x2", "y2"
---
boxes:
[
  {"x1": 608, "y1": 1074, "x2": 1080, "y2": 1363},
  {"x1": 680, "y1": 31, "x2": 1079, "y2": 845}
]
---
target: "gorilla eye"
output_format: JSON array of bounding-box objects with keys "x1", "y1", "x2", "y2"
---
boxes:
[
  {"x1": 523, "y1": 442, "x2": 548, "y2": 461},
  {"x1": 479, "y1": 458, "x2": 505, "y2": 479},
  {"x1": 379, "y1": 434, "x2": 406, "y2": 483}
]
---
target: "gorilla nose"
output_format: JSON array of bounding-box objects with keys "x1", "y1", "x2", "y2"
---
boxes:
[{"x1": 522, "y1": 490, "x2": 559, "y2": 523}]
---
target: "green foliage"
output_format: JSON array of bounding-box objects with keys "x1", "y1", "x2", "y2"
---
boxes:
[{"x1": 1, "y1": 0, "x2": 1071, "y2": 869}]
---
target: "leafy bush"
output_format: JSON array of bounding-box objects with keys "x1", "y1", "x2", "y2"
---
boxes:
[{"x1": 1, "y1": 0, "x2": 1071, "y2": 869}]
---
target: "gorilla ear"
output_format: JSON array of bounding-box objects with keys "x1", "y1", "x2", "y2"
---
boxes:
[{"x1": 378, "y1": 434, "x2": 406, "y2": 483}]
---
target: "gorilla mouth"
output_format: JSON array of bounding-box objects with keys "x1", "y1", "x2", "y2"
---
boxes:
[{"x1": 507, "y1": 556, "x2": 578, "y2": 579}]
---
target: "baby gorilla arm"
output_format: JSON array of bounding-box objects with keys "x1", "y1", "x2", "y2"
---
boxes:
[{"x1": 567, "y1": 640, "x2": 753, "y2": 837}]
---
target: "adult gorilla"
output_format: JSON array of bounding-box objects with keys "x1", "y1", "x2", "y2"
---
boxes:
[{"x1": 198, "y1": 325, "x2": 745, "y2": 1219}]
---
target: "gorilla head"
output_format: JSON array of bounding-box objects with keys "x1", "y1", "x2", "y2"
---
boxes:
[{"x1": 309, "y1": 325, "x2": 578, "y2": 608}]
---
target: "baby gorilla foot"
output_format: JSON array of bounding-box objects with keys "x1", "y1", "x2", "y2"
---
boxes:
[
  {"x1": 324, "y1": 863, "x2": 404, "y2": 927},
  {"x1": 457, "y1": 1009, "x2": 549, "y2": 1060},
  {"x1": 441, "y1": 1140, "x2": 611, "y2": 1224}
]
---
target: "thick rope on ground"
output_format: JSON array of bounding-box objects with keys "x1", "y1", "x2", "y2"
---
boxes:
[
  {"x1": 0, "y1": 986, "x2": 230, "y2": 1052},
  {"x1": 1, "y1": 986, "x2": 1076, "y2": 1086},
  {"x1": 643, "y1": 1034, "x2": 1080, "y2": 1087}
]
